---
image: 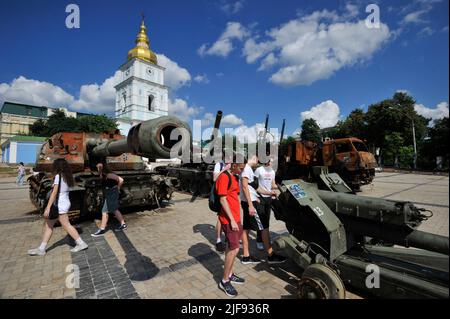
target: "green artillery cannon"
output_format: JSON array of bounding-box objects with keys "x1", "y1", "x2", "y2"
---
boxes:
[{"x1": 271, "y1": 179, "x2": 449, "y2": 299}]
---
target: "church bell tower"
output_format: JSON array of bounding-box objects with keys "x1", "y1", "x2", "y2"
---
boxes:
[{"x1": 115, "y1": 17, "x2": 169, "y2": 121}]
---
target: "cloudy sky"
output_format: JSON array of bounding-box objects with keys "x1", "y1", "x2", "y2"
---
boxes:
[{"x1": 0, "y1": 0, "x2": 448, "y2": 141}]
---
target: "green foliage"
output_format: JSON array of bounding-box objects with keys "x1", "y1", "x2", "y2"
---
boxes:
[
  {"x1": 280, "y1": 136, "x2": 296, "y2": 147},
  {"x1": 301, "y1": 118, "x2": 321, "y2": 143},
  {"x1": 397, "y1": 146, "x2": 415, "y2": 169},
  {"x1": 30, "y1": 119, "x2": 49, "y2": 136},
  {"x1": 29, "y1": 109, "x2": 118, "y2": 137}
]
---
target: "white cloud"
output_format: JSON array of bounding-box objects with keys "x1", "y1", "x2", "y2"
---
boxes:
[
  {"x1": 221, "y1": 1, "x2": 244, "y2": 14},
  {"x1": 0, "y1": 76, "x2": 74, "y2": 108},
  {"x1": 442, "y1": 26, "x2": 449, "y2": 32},
  {"x1": 415, "y1": 102, "x2": 449, "y2": 121},
  {"x1": 242, "y1": 10, "x2": 390, "y2": 86},
  {"x1": 221, "y1": 113, "x2": 244, "y2": 126},
  {"x1": 401, "y1": 10, "x2": 428, "y2": 25},
  {"x1": 193, "y1": 74, "x2": 210, "y2": 84},
  {"x1": 198, "y1": 22, "x2": 250, "y2": 58},
  {"x1": 418, "y1": 26, "x2": 435, "y2": 36},
  {"x1": 301, "y1": 100, "x2": 341, "y2": 128},
  {"x1": 257, "y1": 53, "x2": 278, "y2": 71},
  {"x1": 168, "y1": 98, "x2": 202, "y2": 122},
  {"x1": 156, "y1": 53, "x2": 191, "y2": 90},
  {"x1": 400, "y1": 0, "x2": 442, "y2": 25},
  {"x1": 232, "y1": 123, "x2": 265, "y2": 143},
  {"x1": 70, "y1": 71, "x2": 120, "y2": 113}
]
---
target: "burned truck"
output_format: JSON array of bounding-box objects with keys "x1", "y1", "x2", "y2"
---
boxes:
[
  {"x1": 278, "y1": 137, "x2": 377, "y2": 191},
  {"x1": 28, "y1": 115, "x2": 191, "y2": 221}
]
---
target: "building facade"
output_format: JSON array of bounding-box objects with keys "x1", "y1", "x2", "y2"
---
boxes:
[
  {"x1": 1, "y1": 135, "x2": 47, "y2": 164},
  {"x1": 115, "y1": 19, "x2": 169, "y2": 123},
  {"x1": 0, "y1": 101, "x2": 90, "y2": 159}
]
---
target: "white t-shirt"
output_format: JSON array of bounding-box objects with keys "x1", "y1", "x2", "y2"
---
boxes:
[
  {"x1": 240, "y1": 164, "x2": 259, "y2": 202},
  {"x1": 213, "y1": 162, "x2": 224, "y2": 174},
  {"x1": 254, "y1": 166, "x2": 275, "y2": 198},
  {"x1": 54, "y1": 174, "x2": 71, "y2": 212}
]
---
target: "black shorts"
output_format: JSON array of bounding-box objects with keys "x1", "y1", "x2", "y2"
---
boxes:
[{"x1": 241, "y1": 200, "x2": 270, "y2": 231}]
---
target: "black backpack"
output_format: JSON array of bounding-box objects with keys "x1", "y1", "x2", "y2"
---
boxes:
[{"x1": 209, "y1": 171, "x2": 232, "y2": 213}]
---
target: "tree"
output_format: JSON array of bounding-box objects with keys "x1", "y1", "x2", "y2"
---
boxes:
[
  {"x1": 30, "y1": 119, "x2": 49, "y2": 137},
  {"x1": 365, "y1": 92, "x2": 430, "y2": 167},
  {"x1": 301, "y1": 118, "x2": 321, "y2": 143},
  {"x1": 333, "y1": 109, "x2": 368, "y2": 140},
  {"x1": 29, "y1": 109, "x2": 118, "y2": 137},
  {"x1": 78, "y1": 115, "x2": 118, "y2": 133}
]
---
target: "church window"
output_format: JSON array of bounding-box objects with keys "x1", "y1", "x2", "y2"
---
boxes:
[{"x1": 148, "y1": 95, "x2": 154, "y2": 111}]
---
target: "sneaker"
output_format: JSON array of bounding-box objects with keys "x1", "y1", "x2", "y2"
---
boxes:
[
  {"x1": 91, "y1": 229, "x2": 106, "y2": 237},
  {"x1": 115, "y1": 223, "x2": 128, "y2": 231},
  {"x1": 218, "y1": 280, "x2": 238, "y2": 297},
  {"x1": 28, "y1": 248, "x2": 45, "y2": 256},
  {"x1": 256, "y1": 242, "x2": 264, "y2": 251},
  {"x1": 241, "y1": 255, "x2": 260, "y2": 265},
  {"x1": 70, "y1": 242, "x2": 88, "y2": 253},
  {"x1": 216, "y1": 241, "x2": 225, "y2": 254},
  {"x1": 267, "y1": 253, "x2": 286, "y2": 264},
  {"x1": 229, "y1": 273, "x2": 245, "y2": 285}
]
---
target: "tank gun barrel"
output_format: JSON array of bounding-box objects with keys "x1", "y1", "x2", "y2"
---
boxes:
[
  {"x1": 91, "y1": 115, "x2": 191, "y2": 161},
  {"x1": 209, "y1": 110, "x2": 223, "y2": 141},
  {"x1": 280, "y1": 119, "x2": 286, "y2": 144}
]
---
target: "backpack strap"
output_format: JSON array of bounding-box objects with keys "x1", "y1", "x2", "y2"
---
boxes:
[{"x1": 224, "y1": 171, "x2": 232, "y2": 190}]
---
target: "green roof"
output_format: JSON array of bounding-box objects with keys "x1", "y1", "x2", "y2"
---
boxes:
[
  {"x1": 1, "y1": 101, "x2": 48, "y2": 118},
  {"x1": 8, "y1": 135, "x2": 47, "y2": 142}
]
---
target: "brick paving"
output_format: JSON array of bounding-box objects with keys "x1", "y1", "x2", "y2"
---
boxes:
[{"x1": 0, "y1": 172, "x2": 447, "y2": 299}]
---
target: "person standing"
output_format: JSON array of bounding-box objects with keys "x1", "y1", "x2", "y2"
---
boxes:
[
  {"x1": 213, "y1": 150, "x2": 232, "y2": 253},
  {"x1": 16, "y1": 162, "x2": 26, "y2": 186},
  {"x1": 217, "y1": 161, "x2": 245, "y2": 297},
  {"x1": 91, "y1": 163, "x2": 127, "y2": 237},
  {"x1": 28, "y1": 158, "x2": 88, "y2": 255},
  {"x1": 254, "y1": 158, "x2": 277, "y2": 250},
  {"x1": 240, "y1": 155, "x2": 285, "y2": 264}
]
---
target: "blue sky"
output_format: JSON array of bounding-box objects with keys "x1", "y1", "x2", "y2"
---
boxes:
[{"x1": 0, "y1": 0, "x2": 448, "y2": 139}]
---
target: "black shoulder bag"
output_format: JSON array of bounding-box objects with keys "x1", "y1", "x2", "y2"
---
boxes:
[{"x1": 49, "y1": 174, "x2": 61, "y2": 220}]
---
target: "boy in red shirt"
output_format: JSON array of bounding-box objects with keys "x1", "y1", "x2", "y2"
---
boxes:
[{"x1": 216, "y1": 162, "x2": 245, "y2": 297}]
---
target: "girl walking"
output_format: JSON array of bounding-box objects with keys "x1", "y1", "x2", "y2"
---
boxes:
[{"x1": 28, "y1": 158, "x2": 88, "y2": 255}]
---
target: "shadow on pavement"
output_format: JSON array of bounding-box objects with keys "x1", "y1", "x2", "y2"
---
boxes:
[{"x1": 113, "y1": 229, "x2": 160, "y2": 281}]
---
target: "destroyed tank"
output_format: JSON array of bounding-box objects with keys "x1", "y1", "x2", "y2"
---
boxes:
[
  {"x1": 28, "y1": 116, "x2": 191, "y2": 221},
  {"x1": 155, "y1": 111, "x2": 224, "y2": 197}
]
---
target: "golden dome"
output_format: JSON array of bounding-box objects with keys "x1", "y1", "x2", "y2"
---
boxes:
[{"x1": 127, "y1": 20, "x2": 157, "y2": 65}]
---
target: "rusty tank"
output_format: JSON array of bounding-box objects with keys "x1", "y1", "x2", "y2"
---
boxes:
[{"x1": 28, "y1": 116, "x2": 191, "y2": 221}]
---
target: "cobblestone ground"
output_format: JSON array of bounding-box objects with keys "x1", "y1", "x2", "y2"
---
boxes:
[{"x1": 0, "y1": 172, "x2": 448, "y2": 299}]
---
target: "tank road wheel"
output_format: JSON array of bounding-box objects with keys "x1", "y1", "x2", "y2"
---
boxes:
[{"x1": 298, "y1": 264, "x2": 346, "y2": 299}]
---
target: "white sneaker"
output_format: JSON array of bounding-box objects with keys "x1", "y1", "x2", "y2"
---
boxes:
[
  {"x1": 28, "y1": 248, "x2": 46, "y2": 256},
  {"x1": 70, "y1": 242, "x2": 88, "y2": 253},
  {"x1": 256, "y1": 242, "x2": 264, "y2": 251}
]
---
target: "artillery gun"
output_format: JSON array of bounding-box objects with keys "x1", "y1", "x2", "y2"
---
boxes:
[
  {"x1": 271, "y1": 178, "x2": 449, "y2": 299},
  {"x1": 28, "y1": 116, "x2": 191, "y2": 221}
]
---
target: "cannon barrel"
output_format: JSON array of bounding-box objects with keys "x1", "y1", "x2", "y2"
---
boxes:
[
  {"x1": 209, "y1": 110, "x2": 223, "y2": 141},
  {"x1": 280, "y1": 119, "x2": 286, "y2": 144},
  {"x1": 316, "y1": 190, "x2": 449, "y2": 255},
  {"x1": 91, "y1": 115, "x2": 191, "y2": 160}
]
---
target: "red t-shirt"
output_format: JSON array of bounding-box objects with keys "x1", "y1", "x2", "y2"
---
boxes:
[{"x1": 215, "y1": 172, "x2": 240, "y2": 225}]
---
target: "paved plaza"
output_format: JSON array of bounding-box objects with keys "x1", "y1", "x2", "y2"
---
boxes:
[{"x1": 0, "y1": 172, "x2": 448, "y2": 299}]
